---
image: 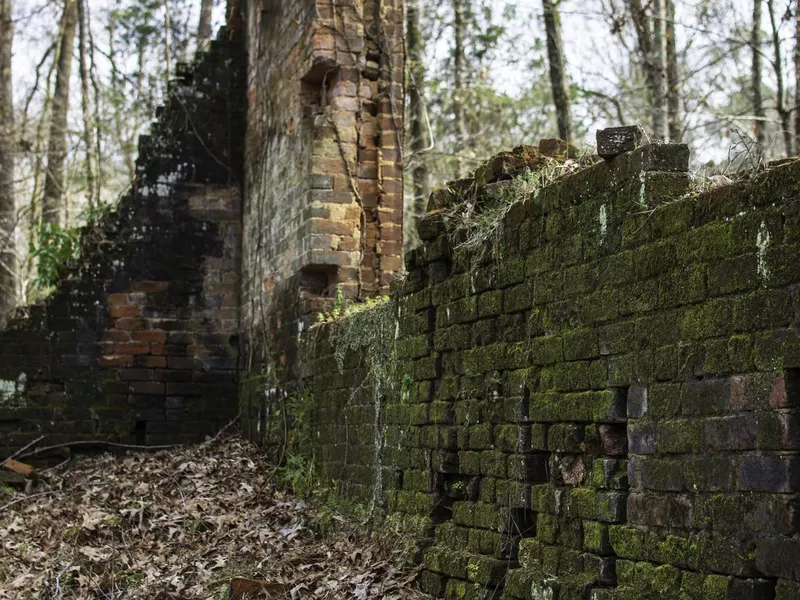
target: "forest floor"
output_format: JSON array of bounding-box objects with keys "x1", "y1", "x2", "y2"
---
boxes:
[{"x1": 0, "y1": 436, "x2": 430, "y2": 599}]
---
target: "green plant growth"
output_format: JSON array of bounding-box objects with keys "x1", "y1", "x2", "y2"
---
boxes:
[
  {"x1": 31, "y1": 202, "x2": 112, "y2": 292},
  {"x1": 317, "y1": 284, "x2": 390, "y2": 324},
  {"x1": 444, "y1": 166, "x2": 559, "y2": 263}
]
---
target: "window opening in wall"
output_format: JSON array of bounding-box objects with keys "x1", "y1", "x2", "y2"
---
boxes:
[{"x1": 301, "y1": 60, "x2": 338, "y2": 114}]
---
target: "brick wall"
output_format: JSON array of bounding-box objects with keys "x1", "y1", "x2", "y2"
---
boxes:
[
  {"x1": 295, "y1": 143, "x2": 800, "y2": 599},
  {"x1": 240, "y1": 0, "x2": 405, "y2": 443},
  {"x1": 0, "y1": 31, "x2": 245, "y2": 455}
]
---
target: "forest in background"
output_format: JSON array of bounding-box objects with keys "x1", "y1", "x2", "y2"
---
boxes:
[{"x1": 0, "y1": 0, "x2": 799, "y2": 319}]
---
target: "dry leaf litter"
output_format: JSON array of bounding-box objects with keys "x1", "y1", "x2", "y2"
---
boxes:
[{"x1": 0, "y1": 436, "x2": 430, "y2": 599}]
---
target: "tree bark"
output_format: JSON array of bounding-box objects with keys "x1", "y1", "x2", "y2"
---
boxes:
[
  {"x1": 542, "y1": 0, "x2": 573, "y2": 142},
  {"x1": 197, "y1": 0, "x2": 214, "y2": 53},
  {"x1": 164, "y1": 0, "x2": 172, "y2": 87},
  {"x1": 752, "y1": 0, "x2": 766, "y2": 146},
  {"x1": 42, "y1": 0, "x2": 78, "y2": 226},
  {"x1": 77, "y1": 0, "x2": 96, "y2": 208},
  {"x1": 0, "y1": 0, "x2": 14, "y2": 321},
  {"x1": 407, "y1": 0, "x2": 429, "y2": 248},
  {"x1": 665, "y1": 0, "x2": 681, "y2": 141},
  {"x1": 767, "y1": 0, "x2": 792, "y2": 156},
  {"x1": 452, "y1": 0, "x2": 468, "y2": 178},
  {"x1": 651, "y1": 0, "x2": 668, "y2": 140},
  {"x1": 795, "y1": 0, "x2": 800, "y2": 144}
]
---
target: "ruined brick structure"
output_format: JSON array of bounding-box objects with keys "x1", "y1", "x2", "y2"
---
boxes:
[
  {"x1": 2, "y1": 2, "x2": 800, "y2": 598},
  {"x1": 239, "y1": 0, "x2": 405, "y2": 441},
  {"x1": 0, "y1": 28, "x2": 245, "y2": 452}
]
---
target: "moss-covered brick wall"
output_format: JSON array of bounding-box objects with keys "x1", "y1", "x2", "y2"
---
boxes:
[
  {"x1": 0, "y1": 27, "x2": 245, "y2": 455},
  {"x1": 294, "y1": 142, "x2": 800, "y2": 599}
]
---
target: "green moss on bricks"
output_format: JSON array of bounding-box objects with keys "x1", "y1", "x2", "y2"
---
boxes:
[
  {"x1": 702, "y1": 574, "x2": 730, "y2": 600},
  {"x1": 583, "y1": 520, "x2": 611, "y2": 554},
  {"x1": 657, "y1": 419, "x2": 704, "y2": 453},
  {"x1": 610, "y1": 525, "x2": 646, "y2": 559},
  {"x1": 566, "y1": 487, "x2": 597, "y2": 519},
  {"x1": 536, "y1": 513, "x2": 558, "y2": 544},
  {"x1": 467, "y1": 555, "x2": 508, "y2": 585}
]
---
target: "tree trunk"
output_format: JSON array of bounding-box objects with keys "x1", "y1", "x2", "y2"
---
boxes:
[
  {"x1": 197, "y1": 0, "x2": 214, "y2": 53},
  {"x1": 42, "y1": 0, "x2": 78, "y2": 226},
  {"x1": 651, "y1": 0, "x2": 668, "y2": 140},
  {"x1": 0, "y1": 0, "x2": 14, "y2": 321},
  {"x1": 767, "y1": 0, "x2": 793, "y2": 156},
  {"x1": 542, "y1": 0, "x2": 573, "y2": 142},
  {"x1": 752, "y1": 0, "x2": 766, "y2": 146},
  {"x1": 452, "y1": 0, "x2": 467, "y2": 178},
  {"x1": 406, "y1": 0, "x2": 429, "y2": 248},
  {"x1": 794, "y1": 0, "x2": 800, "y2": 144},
  {"x1": 665, "y1": 0, "x2": 681, "y2": 141},
  {"x1": 77, "y1": 0, "x2": 96, "y2": 208},
  {"x1": 164, "y1": 0, "x2": 172, "y2": 87}
]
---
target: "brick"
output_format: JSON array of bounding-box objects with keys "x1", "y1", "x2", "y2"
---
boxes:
[{"x1": 737, "y1": 455, "x2": 800, "y2": 492}]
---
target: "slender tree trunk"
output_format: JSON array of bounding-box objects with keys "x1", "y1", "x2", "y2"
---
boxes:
[
  {"x1": 164, "y1": 0, "x2": 172, "y2": 87},
  {"x1": 42, "y1": 0, "x2": 78, "y2": 226},
  {"x1": 0, "y1": 0, "x2": 15, "y2": 321},
  {"x1": 794, "y1": 0, "x2": 800, "y2": 145},
  {"x1": 542, "y1": 0, "x2": 573, "y2": 142},
  {"x1": 665, "y1": 0, "x2": 681, "y2": 141},
  {"x1": 77, "y1": 0, "x2": 96, "y2": 208},
  {"x1": 407, "y1": 0, "x2": 429, "y2": 247},
  {"x1": 767, "y1": 0, "x2": 793, "y2": 156},
  {"x1": 752, "y1": 0, "x2": 766, "y2": 146},
  {"x1": 85, "y1": 0, "x2": 102, "y2": 204},
  {"x1": 651, "y1": 0, "x2": 668, "y2": 139},
  {"x1": 452, "y1": 0, "x2": 467, "y2": 178},
  {"x1": 197, "y1": 0, "x2": 214, "y2": 53}
]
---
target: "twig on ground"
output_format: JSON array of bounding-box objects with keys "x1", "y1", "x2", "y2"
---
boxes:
[{"x1": 0, "y1": 490, "x2": 56, "y2": 514}]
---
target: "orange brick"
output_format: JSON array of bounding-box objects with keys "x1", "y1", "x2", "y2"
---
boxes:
[
  {"x1": 133, "y1": 331, "x2": 168, "y2": 344},
  {"x1": 115, "y1": 318, "x2": 146, "y2": 330},
  {"x1": 103, "y1": 330, "x2": 131, "y2": 342},
  {"x1": 115, "y1": 342, "x2": 150, "y2": 355},
  {"x1": 110, "y1": 305, "x2": 139, "y2": 318},
  {"x1": 108, "y1": 293, "x2": 129, "y2": 306}
]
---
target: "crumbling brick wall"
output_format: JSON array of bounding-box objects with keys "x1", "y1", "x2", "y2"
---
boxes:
[
  {"x1": 239, "y1": 0, "x2": 405, "y2": 443},
  {"x1": 295, "y1": 141, "x2": 800, "y2": 599},
  {"x1": 0, "y1": 31, "x2": 245, "y2": 455}
]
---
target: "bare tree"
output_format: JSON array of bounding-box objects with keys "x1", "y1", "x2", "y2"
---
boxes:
[
  {"x1": 77, "y1": 0, "x2": 96, "y2": 208},
  {"x1": 407, "y1": 0, "x2": 429, "y2": 248},
  {"x1": 0, "y1": 0, "x2": 14, "y2": 321},
  {"x1": 452, "y1": 0, "x2": 468, "y2": 177},
  {"x1": 197, "y1": 0, "x2": 214, "y2": 53},
  {"x1": 542, "y1": 0, "x2": 573, "y2": 142},
  {"x1": 164, "y1": 0, "x2": 172, "y2": 86},
  {"x1": 665, "y1": 0, "x2": 681, "y2": 141},
  {"x1": 625, "y1": 0, "x2": 667, "y2": 138},
  {"x1": 752, "y1": 0, "x2": 766, "y2": 146},
  {"x1": 766, "y1": 0, "x2": 792, "y2": 156},
  {"x1": 795, "y1": 0, "x2": 800, "y2": 146},
  {"x1": 42, "y1": 0, "x2": 78, "y2": 226},
  {"x1": 651, "y1": 0, "x2": 668, "y2": 139}
]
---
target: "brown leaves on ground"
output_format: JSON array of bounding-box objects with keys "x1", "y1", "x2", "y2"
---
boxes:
[{"x1": 0, "y1": 437, "x2": 430, "y2": 599}]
